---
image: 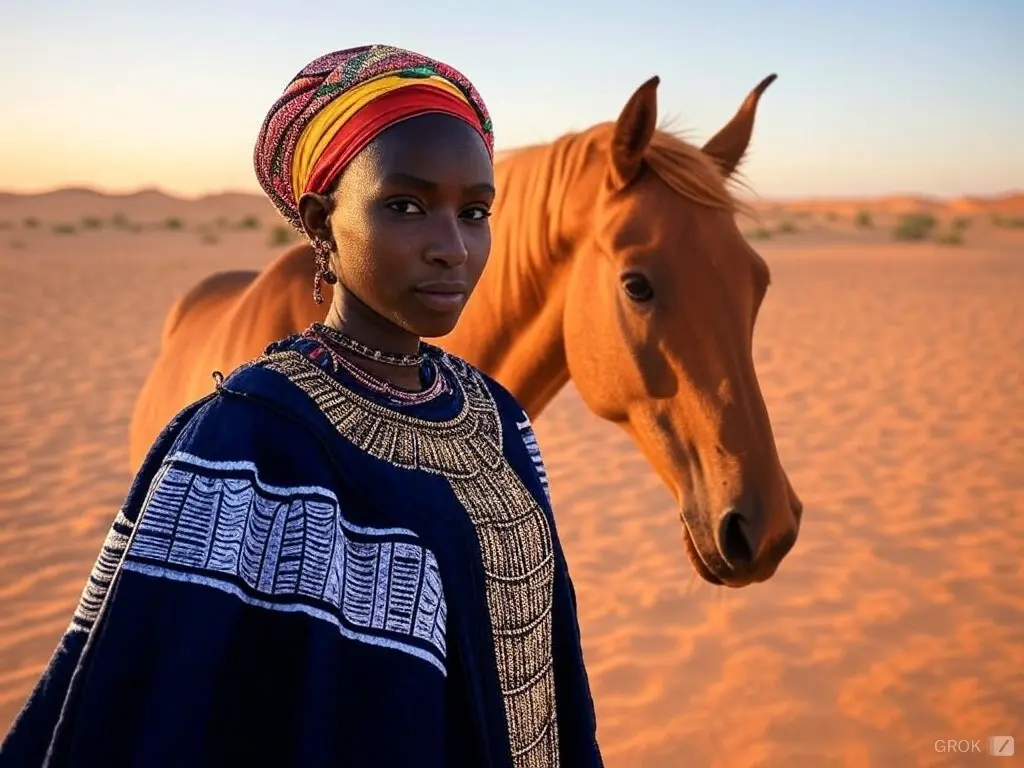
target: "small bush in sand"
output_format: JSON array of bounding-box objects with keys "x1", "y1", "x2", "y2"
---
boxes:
[
  {"x1": 992, "y1": 214, "x2": 1024, "y2": 229},
  {"x1": 776, "y1": 220, "x2": 798, "y2": 235},
  {"x1": 892, "y1": 213, "x2": 937, "y2": 242},
  {"x1": 53, "y1": 223, "x2": 76, "y2": 235},
  {"x1": 81, "y1": 217, "x2": 103, "y2": 230},
  {"x1": 951, "y1": 216, "x2": 971, "y2": 232},
  {"x1": 855, "y1": 210, "x2": 873, "y2": 228},
  {"x1": 268, "y1": 225, "x2": 300, "y2": 247},
  {"x1": 214, "y1": 216, "x2": 229, "y2": 229},
  {"x1": 237, "y1": 215, "x2": 261, "y2": 230},
  {"x1": 201, "y1": 233, "x2": 220, "y2": 245},
  {"x1": 164, "y1": 217, "x2": 184, "y2": 230},
  {"x1": 23, "y1": 217, "x2": 39, "y2": 229},
  {"x1": 745, "y1": 227, "x2": 774, "y2": 241},
  {"x1": 934, "y1": 230, "x2": 964, "y2": 246},
  {"x1": 111, "y1": 213, "x2": 130, "y2": 229}
]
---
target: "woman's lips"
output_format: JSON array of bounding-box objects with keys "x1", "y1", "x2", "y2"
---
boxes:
[{"x1": 413, "y1": 282, "x2": 467, "y2": 311}]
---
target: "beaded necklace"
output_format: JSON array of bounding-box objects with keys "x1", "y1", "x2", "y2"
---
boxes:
[
  {"x1": 303, "y1": 325, "x2": 446, "y2": 405},
  {"x1": 312, "y1": 322, "x2": 424, "y2": 368}
]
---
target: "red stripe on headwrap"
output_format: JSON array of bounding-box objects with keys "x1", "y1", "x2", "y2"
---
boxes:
[{"x1": 304, "y1": 84, "x2": 489, "y2": 197}]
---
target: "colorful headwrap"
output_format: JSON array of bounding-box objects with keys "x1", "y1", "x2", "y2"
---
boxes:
[{"x1": 254, "y1": 44, "x2": 494, "y2": 232}]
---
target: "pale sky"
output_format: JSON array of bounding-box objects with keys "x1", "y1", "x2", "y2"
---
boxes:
[{"x1": 2, "y1": 0, "x2": 1021, "y2": 198}]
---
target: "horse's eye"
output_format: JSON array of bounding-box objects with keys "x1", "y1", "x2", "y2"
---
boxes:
[{"x1": 621, "y1": 272, "x2": 654, "y2": 302}]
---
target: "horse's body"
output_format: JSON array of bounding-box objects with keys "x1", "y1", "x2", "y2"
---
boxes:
[{"x1": 130, "y1": 75, "x2": 802, "y2": 587}]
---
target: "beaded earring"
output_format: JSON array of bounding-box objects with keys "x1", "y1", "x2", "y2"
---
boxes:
[{"x1": 311, "y1": 237, "x2": 338, "y2": 305}]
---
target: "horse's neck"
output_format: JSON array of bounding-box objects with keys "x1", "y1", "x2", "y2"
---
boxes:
[{"x1": 442, "y1": 134, "x2": 598, "y2": 418}]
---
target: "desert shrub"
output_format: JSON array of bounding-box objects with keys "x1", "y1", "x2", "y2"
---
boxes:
[
  {"x1": 776, "y1": 220, "x2": 798, "y2": 234},
  {"x1": 892, "y1": 213, "x2": 937, "y2": 242},
  {"x1": 951, "y1": 216, "x2": 971, "y2": 232},
  {"x1": 745, "y1": 227, "x2": 773, "y2": 241},
  {"x1": 992, "y1": 214, "x2": 1024, "y2": 229},
  {"x1": 854, "y1": 210, "x2": 872, "y2": 228},
  {"x1": 52, "y1": 223, "x2": 76, "y2": 235},
  {"x1": 237, "y1": 215, "x2": 260, "y2": 230},
  {"x1": 81, "y1": 216, "x2": 103, "y2": 230},
  {"x1": 23, "y1": 217, "x2": 39, "y2": 229},
  {"x1": 111, "y1": 213, "x2": 130, "y2": 229},
  {"x1": 934, "y1": 230, "x2": 963, "y2": 246},
  {"x1": 164, "y1": 217, "x2": 184, "y2": 230},
  {"x1": 201, "y1": 233, "x2": 219, "y2": 245}
]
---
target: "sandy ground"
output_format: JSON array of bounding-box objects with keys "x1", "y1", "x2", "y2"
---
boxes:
[{"x1": 1, "y1": 191, "x2": 1022, "y2": 766}]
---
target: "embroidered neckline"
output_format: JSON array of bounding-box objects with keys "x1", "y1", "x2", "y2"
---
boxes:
[{"x1": 269, "y1": 332, "x2": 458, "y2": 413}]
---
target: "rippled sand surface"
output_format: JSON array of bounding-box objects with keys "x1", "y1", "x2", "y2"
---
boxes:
[{"x1": 1, "y1": 218, "x2": 1021, "y2": 766}]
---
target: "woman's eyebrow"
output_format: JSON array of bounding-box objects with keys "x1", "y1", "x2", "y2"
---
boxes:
[{"x1": 382, "y1": 172, "x2": 495, "y2": 196}]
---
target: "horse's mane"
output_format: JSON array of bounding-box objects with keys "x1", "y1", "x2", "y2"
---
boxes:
[
  {"x1": 493, "y1": 121, "x2": 753, "y2": 248},
  {"x1": 645, "y1": 126, "x2": 752, "y2": 216}
]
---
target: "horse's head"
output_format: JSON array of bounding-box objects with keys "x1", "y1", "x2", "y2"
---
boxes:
[{"x1": 562, "y1": 75, "x2": 802, "y2": 587}]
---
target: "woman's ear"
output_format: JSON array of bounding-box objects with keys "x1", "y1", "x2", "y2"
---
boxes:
[{"x1": 298, "y1": 193, "x2": 334, "y2": 242}]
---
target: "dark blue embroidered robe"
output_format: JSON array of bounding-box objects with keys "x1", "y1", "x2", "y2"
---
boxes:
[{"x1": 0, "y1": 338, "x2": 602, "y2": 767}]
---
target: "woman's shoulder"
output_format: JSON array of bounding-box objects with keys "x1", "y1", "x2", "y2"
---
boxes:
[{"x1": 158, "y1": 362, "x2": 336, "y2": 491}]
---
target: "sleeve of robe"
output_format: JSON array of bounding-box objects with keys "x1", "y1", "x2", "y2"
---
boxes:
[{"x1": 0, "y1": 390, "x2": 452, "y2": 768}]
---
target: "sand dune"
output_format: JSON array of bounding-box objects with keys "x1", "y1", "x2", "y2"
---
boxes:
[
  {"x1": 0, "y1": 190, "x2": 1022, "y2": 766},
  {"x1": 742, "y1": 191, "x2": 1024, "y2": 216},
  {"x1": 0, "y1": 187, "x2": 280, "y2": 225}
]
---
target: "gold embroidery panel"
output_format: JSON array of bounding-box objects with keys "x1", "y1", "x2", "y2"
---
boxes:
[{"x1": 259, "y1": 351, "x2": 559, "y2": 768}]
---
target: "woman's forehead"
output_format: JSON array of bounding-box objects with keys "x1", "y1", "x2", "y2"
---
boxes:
[
  {"x1": 358, "y1": 116, "x2": 494, "y2": 182},
  {"x1": 376, "y1": 114, "x2": 490, "y2": 154}
]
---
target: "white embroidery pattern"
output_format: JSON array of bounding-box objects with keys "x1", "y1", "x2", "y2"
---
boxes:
[
  {"x1": 71, "y1": 452, "x2": 448, "y2": 675},
  {"x1": 70, "y1": 510, "x2": 134, "y2": 633},
  {"x1": 517, "y1": 413, "x2": 551, "y2": 505}
]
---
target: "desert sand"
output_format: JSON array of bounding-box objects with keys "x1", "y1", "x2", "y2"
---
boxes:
[{"x1": 1, "y1": 189, "x2": 1022, "y2": 766}]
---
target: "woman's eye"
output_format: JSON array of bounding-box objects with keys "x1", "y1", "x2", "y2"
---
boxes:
[
  {"x1": 387, "y1": 200, "x2": 425, "y2": 215},
  {"x1": 462, "y1": 206, "x2": 492, "y2": 222}
]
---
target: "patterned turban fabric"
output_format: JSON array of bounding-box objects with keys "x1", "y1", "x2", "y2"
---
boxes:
[{"x1": 254, "y1": 44, "x2": 495, "y2": 233}]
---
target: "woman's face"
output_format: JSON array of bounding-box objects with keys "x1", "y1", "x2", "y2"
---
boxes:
[{"x1": 322, "y1": 113, "x2": 494, "y2": 339}]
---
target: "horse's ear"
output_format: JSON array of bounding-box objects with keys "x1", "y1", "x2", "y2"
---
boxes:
[
  {"x1": 702, "y1": 73, "x2": 777, "y2": 178},
  {"x1": 609, "y1": 76, "x2": 660, "y2": 189}
]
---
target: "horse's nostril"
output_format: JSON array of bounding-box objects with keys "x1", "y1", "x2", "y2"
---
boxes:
[{"x1": 717, "y1": 509, "x2": 756, "y2": 567}]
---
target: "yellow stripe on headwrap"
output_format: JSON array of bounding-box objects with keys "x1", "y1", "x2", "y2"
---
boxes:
[{"x1": 290, "y1": 74, "x2": 471, "y2": 202}]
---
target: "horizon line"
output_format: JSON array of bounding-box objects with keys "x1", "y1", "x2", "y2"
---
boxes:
[{"x1": 3, "y1": 183, "x2": 1023, "y2": 206}]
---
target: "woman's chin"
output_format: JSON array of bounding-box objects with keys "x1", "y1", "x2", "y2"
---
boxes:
[
  {"x1": 414, "y1": 320, "x2": 460, "y2": 340},
  {"x1": 407, "y1": 309, "x2": 465, "y2": 340}
]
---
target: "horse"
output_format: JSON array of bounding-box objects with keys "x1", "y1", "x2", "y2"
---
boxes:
[{"x1": 129, "y1": 73, "x2": 802, "y2": 588}]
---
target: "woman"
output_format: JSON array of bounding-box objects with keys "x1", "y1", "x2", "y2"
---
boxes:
[{"x1": 0, "y1": 45, "x2": 602, "y2": 767}]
